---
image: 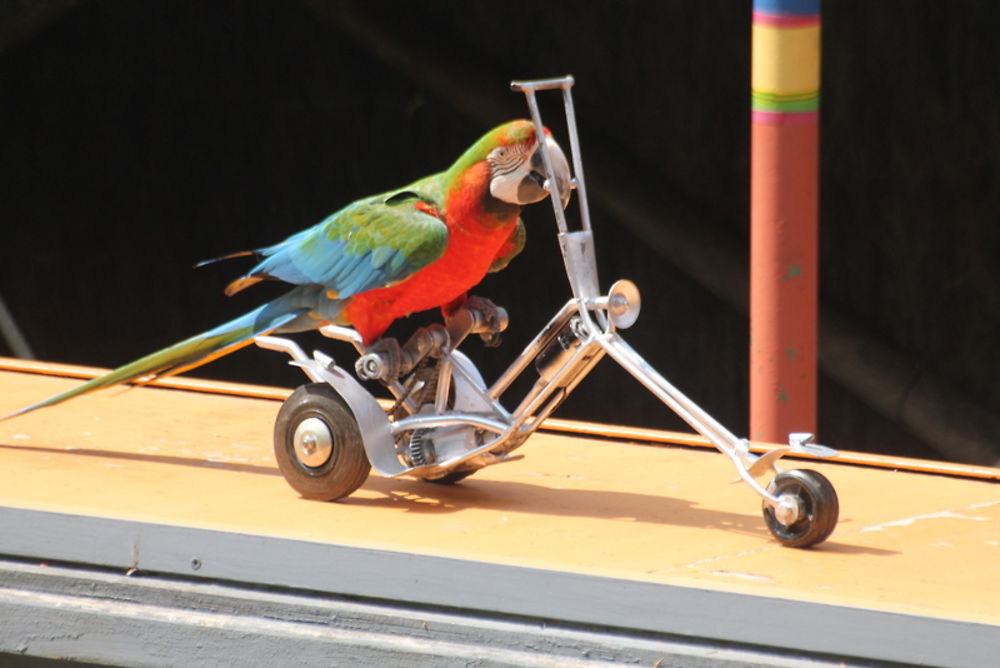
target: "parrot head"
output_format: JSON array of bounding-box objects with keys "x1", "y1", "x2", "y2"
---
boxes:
[{"x1": 452, "y1": 120, "x2": 572, "y2": 209}]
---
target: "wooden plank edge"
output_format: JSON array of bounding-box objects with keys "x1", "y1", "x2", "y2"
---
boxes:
[{"x1": 3, "y1": 356, "x2": 997, "y2": 481}]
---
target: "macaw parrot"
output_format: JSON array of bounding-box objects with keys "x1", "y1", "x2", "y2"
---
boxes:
[{"x1": 6, "y1": 120, "x2": 571, "y2": 419}]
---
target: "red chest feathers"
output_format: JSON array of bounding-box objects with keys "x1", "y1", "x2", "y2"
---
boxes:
[{"x1": 345, "y1": 170, "x2": 520, "y2": 343}]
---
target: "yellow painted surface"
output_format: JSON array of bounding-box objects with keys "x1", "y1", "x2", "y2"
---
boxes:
[
  {"x1": 752, "y1": 24, "x2": 821, "y2": 93},
  {"x1": 1, "y1": 366, "x2": 998, "y2": 625}
]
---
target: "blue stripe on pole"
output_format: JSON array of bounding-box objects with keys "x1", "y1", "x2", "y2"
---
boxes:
[{"x1": 753, "y1": 0, "x2": 819, "y2": 15}]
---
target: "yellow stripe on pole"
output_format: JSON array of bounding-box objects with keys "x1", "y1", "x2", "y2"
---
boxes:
[{"x1": 751, "y1": 24, "x2": 820, "y2": 93}]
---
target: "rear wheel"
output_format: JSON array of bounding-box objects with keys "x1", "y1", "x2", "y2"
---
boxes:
[
  {"x1": 392, "y1": 358, "x2": 483, "y2": 485},
  {"x1": 274, "y1": 383, "x2": 370, "y2": 501},
  {"x1": 422, "y1": 469, "x2": 477, "y2": 485}
]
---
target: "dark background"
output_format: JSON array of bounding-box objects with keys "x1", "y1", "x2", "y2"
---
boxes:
[{"x1": 2, "y1": 1, "x2": 998, "y2": 463}]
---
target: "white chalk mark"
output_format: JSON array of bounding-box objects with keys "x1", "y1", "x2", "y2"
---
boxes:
[
  {"x1": 710, "y1": 570, "x2": 773, "y2": 582},
  {"x1": 861, "y1": 511, "x2": 989, "y2": 533}
]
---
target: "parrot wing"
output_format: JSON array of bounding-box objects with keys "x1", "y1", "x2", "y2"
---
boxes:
[{"x1": 225, "y1": 182, "x2": 449, "y2": 298}]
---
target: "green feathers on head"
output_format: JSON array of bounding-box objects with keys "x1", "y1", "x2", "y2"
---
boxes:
[{"x1": 446, "y1": 119, "x2": 537, "y2": 178}]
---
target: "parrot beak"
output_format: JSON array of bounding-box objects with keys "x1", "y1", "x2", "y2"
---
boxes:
[{"x1": 519, "y1": 135, "x2": 572, "y2": 208}]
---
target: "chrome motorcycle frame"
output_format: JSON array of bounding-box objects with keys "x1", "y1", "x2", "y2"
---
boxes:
[{"x1": 257, "y1": 76, "x2": 837, "y2": 520}]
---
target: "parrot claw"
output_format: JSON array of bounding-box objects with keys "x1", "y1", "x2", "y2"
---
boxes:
[
  {"x1": 461, "y1": 295, "x2": 509, "y2": 347},
  {"x1": 481, "y1": 331, "x2": 503, "y2": 348},
  {"x1": 358, "y1": 297, "x2": 508, "y2": 383}
]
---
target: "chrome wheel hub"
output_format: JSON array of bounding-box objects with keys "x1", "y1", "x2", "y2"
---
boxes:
[
  {"x1": 293, "y1": 417, "x2": 333, "y2": 468},
  {"x1": 773, "y1": 493, "x2": 803, "y2": 526}
]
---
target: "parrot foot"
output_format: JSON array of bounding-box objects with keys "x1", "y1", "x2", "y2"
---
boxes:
[
  {"x1": 445, "y1": 295, "x2": 509, "y2": 348},
  {"x1": 355, "y1": 325, "x2": 450, "y2": 382}
]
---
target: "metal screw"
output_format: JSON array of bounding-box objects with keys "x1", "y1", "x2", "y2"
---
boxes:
[{"x1": 191, "y1": 558, "x2": 202, "y2": 571}]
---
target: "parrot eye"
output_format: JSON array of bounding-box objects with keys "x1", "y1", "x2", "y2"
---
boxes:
[{"x1": 487, "y1": 145, "x2": 523, "y2": 175}]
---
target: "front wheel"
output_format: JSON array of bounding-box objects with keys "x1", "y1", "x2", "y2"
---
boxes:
[
  {"x1": 274, "y1": 383, "x2": 371, "y2": 501},
  {"x1": 762, "y1": 469, "x2": 839, "y2": 548}
]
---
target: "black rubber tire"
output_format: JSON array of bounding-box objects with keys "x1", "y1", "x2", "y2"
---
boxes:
[
  {"x1": 762, "y1": 469, "x2": 839, "y2": 548},
  {"x1": 422, "y1": 469, "x2": 477, "y2": 485},
  {"x1": 274, "y1": 383, "x2": 371, "y2": 501}
]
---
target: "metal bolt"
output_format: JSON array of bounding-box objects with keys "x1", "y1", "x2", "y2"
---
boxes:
[{"x1": 356, "y1": 354, "x2": 384, "y2": 380}]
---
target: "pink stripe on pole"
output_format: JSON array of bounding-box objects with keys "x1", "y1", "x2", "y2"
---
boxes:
[
  {"x1": 752, "y1": 11, "x2": 819, "y2": 28},
  {"x1": 752, "y1": 110, "x2": 819, "y2": 125}
]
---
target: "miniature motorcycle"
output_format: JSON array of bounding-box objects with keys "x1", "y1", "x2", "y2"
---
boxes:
[{"x1": 254, "y1": 77, "x2": 840, "y2": 548}]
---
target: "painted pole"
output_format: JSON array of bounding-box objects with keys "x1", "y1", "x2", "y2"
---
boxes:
[{"x1": 750, "y1": 0, "x2": 820, "y2": 442}]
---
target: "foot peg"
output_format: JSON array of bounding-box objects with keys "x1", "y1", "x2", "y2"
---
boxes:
[{"x1": 355, "y1": 325, "x2": 450, "y2": 381}]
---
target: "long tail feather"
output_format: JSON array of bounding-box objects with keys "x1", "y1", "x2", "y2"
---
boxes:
[
  {"x1": 3, "y1": 298, "x2": 309, "y2": 421},
  {"x1": 193, "y1": 249, "x2": 258, "y2": 268}
]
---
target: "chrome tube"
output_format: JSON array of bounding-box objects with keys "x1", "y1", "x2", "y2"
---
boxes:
[
  {"x1": 389, "y1": 412, "x2": 509, "y2": 437},
  {"x1": 598, "y1": 333, "x2": 781, "y2": 504},
  {"x1": 487, "y1": 300, "x2": 578, "y2": 400}
]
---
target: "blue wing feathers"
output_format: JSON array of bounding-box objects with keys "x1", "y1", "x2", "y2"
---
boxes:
[
  {"x1": 225, "y1": 184, "x2": 448, "y2": 299},
  {"x1": 369, "y1": 245, "x2": 394, "y2": 269}
]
